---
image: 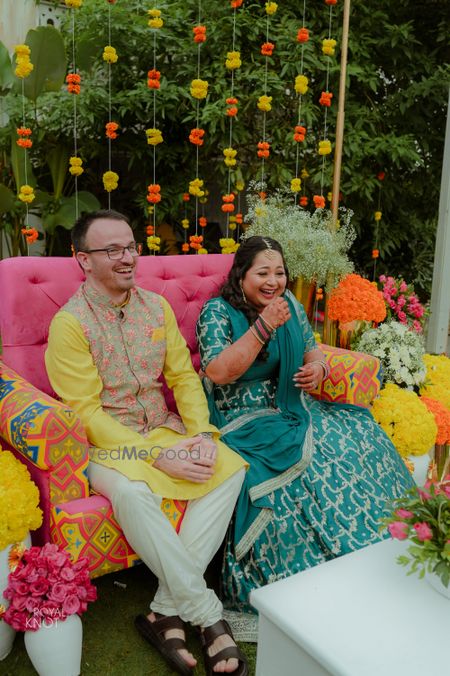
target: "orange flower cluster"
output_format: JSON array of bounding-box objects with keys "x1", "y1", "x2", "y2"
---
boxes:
[
  {"x1": 257, "y1": 141, "x2": 270, "y2": 158},
  {"x1": 261, "y1": 42, "x2": 274, "y2": 56},
  {"x1": 189, "y1": 128, "x2": 205, "y2": 146},
  {"x1": 221, "y1": 194, "x2": 235, "y2": 213},
  {"x1": 327, "y1": 273, "x2": 387, "y2": 324},
  {"x1": 182, "y1": 242, "x2": 189, "y2": 253},
  {"x1": 189, "y1": 234, "x2": 203, "y2": 250},
  {"x1": 182, "y1": 192, "x2": 190, "y2": 202},
  {"x1": 300, "y1": 195, "x2": 308, "y2": 206},
  {"x1": 325, "y1": 0, "x2": 338, "y2": 5},
  {"x1": 105, "y1": 122, "x2": 119, "y2": 139},
  {"x1": 16, "y1": 127, "x2": 32, "y2": 149},
  {"x1": 230, "y1": 0, "x2": 243, "y2": 7},
  {"x1": 226, "y1": 97, "x2": 238, "y2": 117},
  {"x1": 372, "y1": 249, "x2": 379, "y2": 259},
  {"x1": 147, "y1": 184, "x2": 161, "y2": 204},
  {"x1": 316, "y1": 287, "x2": 324, "y2": 301},
  {"x1": 293, "y1": 125, "x2": 306, "y2": 142},
  {"x1": 66, "y1": 73, "x2": 81, "y2": 94},
  {"x1": 235, "y1": 213, "x2": 243, "y2": 224},
  {"x1": 199, "y1": 216, "x2": 207, "y2": 227},
  {"x1": 146, "y1": 224, "x2": 155, "y2": 235},
  {"x1": 193, "y1": 25, "x2": 206, "y2": 43},
  {"x1": 421, "y1": 398, "x2": 450, "y2": 445},
  {"x1": 313, "y1": 195, "x2": 325, "y2": 209},
  {"x1": 147, "y1": 69, "x2": 161, "y2": 89},
  {"x1": 297, "y1": 27, "x2": 309, "y2": 43},
  {"x1": 319, "y1": 91, "x2": 333, "y2": 107},
  {"x1": 21, "y1": 227, "x2": 39, "y2": 244}
]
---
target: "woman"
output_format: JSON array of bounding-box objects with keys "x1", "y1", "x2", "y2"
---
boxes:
[{"x1": 196, "y1": 236, "x2": 414, "y2": 617}]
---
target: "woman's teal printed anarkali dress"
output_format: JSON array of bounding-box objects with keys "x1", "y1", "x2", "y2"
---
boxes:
[{"x1": 197, "y1": 292, "x2": 415, "y2": 613}]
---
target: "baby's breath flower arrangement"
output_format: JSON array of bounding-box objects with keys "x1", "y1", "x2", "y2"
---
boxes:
[
  {"x1": 354, "y1": 320, "x2": 427, "y2": 389},
  {"x1": 420, "y1": 354, "x2": 450, "y2": 410},
  {"x1": 0, "y1": 450, "x2": 43, "y2": 550},
  {"x1": 243, "y1": 189, "x2": 355, "y2": 290},
  {"x1": 371, "y1": 384, "x2": 437, "y2": 458}
]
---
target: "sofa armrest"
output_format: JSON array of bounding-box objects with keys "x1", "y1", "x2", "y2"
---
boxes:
[
  {"x1": 311, "y1": 344, "x2": 382, "y2": 408},
  {"x1": 0, "y1": 361, "x2": 89, "y2": 504}
]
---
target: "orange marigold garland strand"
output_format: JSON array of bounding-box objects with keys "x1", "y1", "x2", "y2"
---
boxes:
[
  {"x1": 103, "y1": 1, "x2": 119, "y2": 208},
  {"x1": 292, "y1": 0, "x2": 309, "y2": 204},
  {"x1": 257, "y1": 2, "x2": 277, "y2": 190},
  {"x1": 65, "y1": 1, "x2": 84, "y2": 220},
  {"x1": 15, "y1": 43, "x2": 35, "y2": 251}
]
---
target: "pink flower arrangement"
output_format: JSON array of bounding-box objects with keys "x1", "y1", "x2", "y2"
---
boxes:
[
  {"x1": 379, "y1": 275, "x2": 427, "y2": 333},
  {"x1": 383, "y1": 476, "x2": 450, "y2": 587},
  {"x1": 3, "y1": 543, "x2": 97, "y2": 632}
]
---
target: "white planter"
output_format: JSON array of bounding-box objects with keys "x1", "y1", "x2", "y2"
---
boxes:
[
  {"x1": 24, "y1": 613, "x2": 82, "y2": 676},
  {"x1": 0, "y1": 535, "x2": 31, "y2": 661},
  {"x1": 425, "y1": 570, "x2": 450, "y2": 600}
]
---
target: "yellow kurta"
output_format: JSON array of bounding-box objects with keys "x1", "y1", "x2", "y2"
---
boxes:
[{"x1": 45, "y1": 293, "x2": 246, "y2": 499}]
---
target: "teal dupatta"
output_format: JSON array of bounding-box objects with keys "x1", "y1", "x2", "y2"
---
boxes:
[{"x1": 203, "y1": 292, "x2": 315, "y2": 560}]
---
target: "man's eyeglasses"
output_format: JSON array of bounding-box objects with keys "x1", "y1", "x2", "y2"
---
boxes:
[{"x1": 81, "y1": 243, "x2": 142, "y2": 260}]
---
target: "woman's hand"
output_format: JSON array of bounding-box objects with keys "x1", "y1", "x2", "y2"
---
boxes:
[
  {"x1": 260, "y1": 297, "x2": 291, "y2": 329},
  {"x1": 293, "y1": 361, "x2": 324, "y2": 391}
]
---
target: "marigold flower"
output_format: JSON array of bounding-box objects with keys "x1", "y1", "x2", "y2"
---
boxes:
[
  {"x1": 66, "y1": 73, "x2": 81, "y2": 94},
  {"x1": 147, "y1": 235, "x2": 161, "y2": 251},
  {"x1": 293, "y1": 125, "x2": 306, "y2": 142},
  {"x1": 198, "y1": 247, "x2": 208, "y2": 254},
  {"x1": 322, "y1": 38, "x2": 337, "y2": 56},
  {"x1": 220, "y1": 237, "x2": 239, "y2": 254},
  {"x1": 231, "y1": 0, "x2": 243, "y2": 7},
  {"x1": 182, "y1": 193, "x2": 190, "y2": 202},
  {"x1": 147, "y1": 184, "x2": 161, "y2": 203},
  {"x1": 313, "y1": 195, "x2": 325, "y2": 209},
  {"x1": 377, "y1": 171, "x2": 386, "y2": 181},
  {"x1": 18, "y1": 185, "x2": 35, "y2": 204},
  {"x1": 193, "y1": 25, "x2": 206, "y2": 43},
  {"x1": 103, "y1": 46, "x2": 118, "y2": 64},
  {"x1": 182, "y1": 242, "x2": 190, "y2": 252},
  {"x1": 265, "y1": 2, "x2": 278, "y2": 15},
  {"x1": 147, "y1": 69, "x2": 161, "y2": 89},
  {"x1": 199, "y1": 216, "x2": 207, "y2": 227},
  {"x1": 257, "y1": 141, "x2": 270, "y2": 158},
  {"x1": 225, "y1": 51, "x2": 241, "y2": 70},
  {"x1": 148, "y1": 8, "x2": 163, "y2": 28},
  {"x1": 189, "y1": 178, "x2": 205, "y2": 197},
  {"x1": 69, "y1": 156, "x2": 84, "y2": 176},
  {"x1": 16, "y1": 127, "x2": 33, "y2": 148},
  {"x1": 65, "y1": 0, "x2": 83, "y2": 7},
  {"x1": 295, "y1": 74, "x2": 309, "y2": 95},
  {"x1": 328, "y1": 273, "x2": 387, "y2": 324},
  {"x1": 146, "y1": 128, "x2": 163, "y2": 145},
  {"x1": 226, "y1": 97, "x2": 239, "y2": 117},
  {"x1": 103, "y1": 171, "x2": 119, "y2": 192},
  {"x1": 301, "y1": 168, "x2": 309, "y2": 179},
  {"x1": 257, "y1": 95, "x2": 272, "y2": 112},
  {"x1": 319, "y1": 91, "x2": 333, "y2": 107},
  {"x1": 181, "y1": 218, "x2": 189, "y2": 229},
  {"x1": 221, "y1": 194, "x2": 235, "y2": 213},
  {"x1": 299, "y1": 195, "x2": 309, "y2": 207},
  {"x1": 235, "y1": 181, "x2": 245, "y2": 192},
  {"x1": 14, "y1": 44, "x2": 33, "y2": 79},
  {"x1": 223, "y1": 147, "x2": 237, "y2": 167},
  {"x1": 372, "y1": 249, "x2": 379, "y2": 259},
  {"x1": 316, "y1": 287, "x2": 324, "y2": 300},
  {"x1": 291, "y1": 178, "x2": 301, "y2": 193},
  {"x1": 297, "y1": 27, "x2": 309, "y2": 43},
  {"x1": 325, "y1": 0, "x2": 338, "y2": 5},
  {"x1": 261, "y1": 42, "x2": 275, "y2": 56},
  {"x1": 318, "y1": 139, "x2": 332, "y2": 156},
  {"x1": 105, "y1": 122, "x2": 119, "y2": 139},
  {"x1": 146, "y1": 224, "x2": 155, "y2": 235},
  {"x1": 21, "y1": 227, "x2": 39, "y2": 244},
  {"x1": 190, "y1": 79, "x2": 208, "y2": 99},
  {"x1": 189, "y1": 128, "x2": 205, "y2": 146},
  {"x1": 374, "y1": 211, "x2": 382, "y2": 221},
  {"x1": 189, "y1": 234, "x2": 203, "y2": 250}
]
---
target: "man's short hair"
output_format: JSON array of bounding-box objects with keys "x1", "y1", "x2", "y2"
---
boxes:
[{"x1": 71, "y1": 209, "x2": 131, "y2": 253}]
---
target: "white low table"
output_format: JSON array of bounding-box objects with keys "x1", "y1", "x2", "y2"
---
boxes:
[{"x1": 250, "y1": 539, "x2": 449, "y2": 676}]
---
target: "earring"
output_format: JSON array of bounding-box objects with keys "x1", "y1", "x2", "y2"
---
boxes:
[{"x1": 240, "y1": 281, "x2": 247, "y2": 304}]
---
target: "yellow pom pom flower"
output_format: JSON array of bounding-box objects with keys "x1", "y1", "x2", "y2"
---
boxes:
[
  {"x1": 198, "y1": 247, "x2": 208, "y2": 254},
  {"x1": 318, "y1": 139, "x2": 332, "y2": 156},
  {"x1": 147, "y1": 235, "x2": 161, "y2": 251},
  {"x1": 235, "y1": 180, "x2": 245, "y2": 191},
  {"x1": 374, "y1": 211, "x2": 382, "y2": 222},
  {"x1": 14, "y1": 44, "x2": 33, "y2": 79},
  {"x1": 295, "y1": 75, "x2": 309, "y2": 95},
  {"x1": 18, "y1": 185, "x2": 35, "y2": 204},
  {"x1": 265, "y1": 2, "x2": 278, "y2": 15},
  {"x1": 291, "y1": 178, "x2": 302, "y2": 193},
  {"x1": 225, "y1": 51, "x2": 242, "y2": 70},
  {"x1": 69, "y1": 156, "x2": 84, "y2": 176},
  {"x1": 189, "y1": 178, "x2": 205, "y2": 197},
  {"x1": 181, "y1": 219, "x2": 190, "y2": 229},
  {"x1": 103, "y1": 46, "x2": 118, "y2": 64},
  {"x1": 103, "y1": 171, "x2": 119, "y2": 192},
  {"x1": 257, "y1": 95, "x2": 272, "y2": 112},
  {"x1": 322, "y1": 39, "x2": 337, "y2": 56},
  {"x1": 148, "y1": 8, "x2": 163, "y2": 28},
  {"x1": 223, "y1": 147, "x2": 237, "y2": 167},
  {"x1": 65, "y1": 0, "x2": 83, "y2": 7},
  {"x1": 146, "y1": 128, "x2": 163, "y2": 145},
  {"x1": 190, "y1": 79, "x2": 209, "y2": 99}
]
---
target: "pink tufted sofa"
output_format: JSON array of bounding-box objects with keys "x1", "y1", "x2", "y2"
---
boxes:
[{"x1": 0, "y1": 255, "x2": 382, "y2": 578}]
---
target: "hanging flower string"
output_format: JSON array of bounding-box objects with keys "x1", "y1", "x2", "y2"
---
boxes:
[
  {"x1": 314, "y1": 0, "x2": 337, "y2": 209},
  {"x1": 257, "y1": 2, "x2": 277, "y2": 190},
  {"x1": 372, "y1": 170, "x2": 385, "y2": 277},
  {"x1": 102, "y1": 1, "x2": 119, "y2": 208},
  {"x1": 292, "y1": 0, "x2": 310, "y2": 203},
  {"x1": 14, "y1": 44, "x2": 35, "y2": 250},
  {"x1": 188, "y1": 1, "x2": 210, "y2": 253}
]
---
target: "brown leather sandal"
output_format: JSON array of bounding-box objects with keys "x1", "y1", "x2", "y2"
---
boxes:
[
  {"x1": 199, "y1": 619, "x2": 248, "y2": 676},
  {"x1": 135, "y1": 613, "x2": 194, "y2": 676}
]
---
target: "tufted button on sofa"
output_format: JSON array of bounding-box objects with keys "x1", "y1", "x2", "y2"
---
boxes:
[{"x1": 0, "y1": 255, "x2": 382, "y2": 578}]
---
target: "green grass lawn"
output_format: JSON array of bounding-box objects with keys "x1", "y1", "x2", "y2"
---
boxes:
[{"x1": 1, "y1": 562, "x2": 257, "y2": 675}]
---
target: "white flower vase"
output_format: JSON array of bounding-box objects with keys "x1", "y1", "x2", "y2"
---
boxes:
[
  {"x1": 24, "y1": 613, "x2": 82, "y2": 676},
  {"x1": 0, "y1": 535, "x2": 31, "y2": 661},
  {"x1": 425, "y1": 571, "x2": 450, "y2": 600}
]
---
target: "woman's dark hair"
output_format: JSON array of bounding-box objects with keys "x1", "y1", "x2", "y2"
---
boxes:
[
  {"x1": 71, "y1": 209, "x2": 131, "y2": 253},
  {"x1": 222, "y1": 236, "x2": 289, "y2": 359}
]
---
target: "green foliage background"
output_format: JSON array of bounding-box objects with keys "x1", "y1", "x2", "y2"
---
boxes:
[{"x1": 0, "y1": 0, "x2": 449, "y2": 296}]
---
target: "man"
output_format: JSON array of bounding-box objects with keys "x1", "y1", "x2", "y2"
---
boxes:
[{"x1": 45, "y1": 210, "x2": 248, "y2": 676}]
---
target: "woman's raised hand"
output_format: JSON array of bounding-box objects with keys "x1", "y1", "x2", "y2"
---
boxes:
[{"x1": 260, "y1": 297, "x2": 291, "y2": 329}]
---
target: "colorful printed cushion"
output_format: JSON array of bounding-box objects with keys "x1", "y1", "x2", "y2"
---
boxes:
[{"x1": 311, "y1": 344, "x2": 382, "y2": 408}]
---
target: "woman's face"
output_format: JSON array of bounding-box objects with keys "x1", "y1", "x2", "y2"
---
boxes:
[{"x1": 241, "y1": 249, "x2": 287, "y2": 310}]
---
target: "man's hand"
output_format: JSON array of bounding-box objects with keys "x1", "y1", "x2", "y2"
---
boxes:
[{"x1": 153, "y1": 435, "x2": 217, "y2": 483}]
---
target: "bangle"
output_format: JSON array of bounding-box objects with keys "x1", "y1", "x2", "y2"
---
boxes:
[
  {"x1": 259, "y1": 315, "x2": 275, "y2": 333},
  {"x1": 316, "y1": 359, "x2": 330, "y2": 379},
  {"x1": 249, "y1": 325, "x2": 265, "y2": 345},
  {"x1": 254, "y1": 318, "x2": 270, "y2": 341}
]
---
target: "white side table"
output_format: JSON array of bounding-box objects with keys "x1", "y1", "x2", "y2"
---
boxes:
[{"x1": 250, "y1": 539, "x2": 449, "y2": 676}]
